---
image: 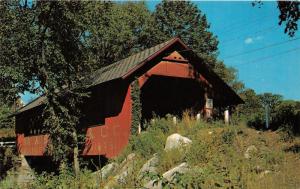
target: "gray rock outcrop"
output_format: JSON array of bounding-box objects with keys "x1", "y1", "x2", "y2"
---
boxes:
[{"x1": 164, "y1": 133, "x2": 192, "y2": 151}]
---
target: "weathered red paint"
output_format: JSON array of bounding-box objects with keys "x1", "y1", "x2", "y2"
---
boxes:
[
  {"x1": 138, "y1": 61, "x2": 210, "y2": 87},
  {"x1": 17, "y1": 134, "x2": 48, "y2": 156},
  {"x1": 82, "y1": 85, "x2": 132, "y2": 158}
]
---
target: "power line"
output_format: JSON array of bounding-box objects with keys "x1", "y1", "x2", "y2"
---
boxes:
[
  {"x1": 221, "y1": 25, "x2": 278, "y2": 45},
  {"x1": 231, "y1": 46, "x2": 300, "y2": 67},
  {"x1": 216, "y1": 14, "x2": 274, "y2": 35},
  {"x1": 223, "y1": 37, "x2": 300, "y2": 59}
]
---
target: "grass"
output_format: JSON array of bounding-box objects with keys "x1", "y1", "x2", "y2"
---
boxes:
[
  {"x1": 0, "y1": 128, "x2": 15, "y2": 139},
  {"x1": 112, "y1": 114, "x2": 300, "y2": 188},
  {"x1": 1, "y1": 114, "x2": 300, "y2": 188}
]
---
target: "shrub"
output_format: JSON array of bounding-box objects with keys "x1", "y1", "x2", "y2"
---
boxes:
[
  {"x1": 0, "y1": 147, "x2": 19, "y2": 179},
  {"x1": 130, "y1": 129, "x2": 166, "y2": 158},
  {"x1": 221, "y1": 128, "x2": 236, "y2": 145},
  {"x1": 157, "y1": 148, "x2": 185, "y2": 174},
  {"x1": 185, "y1": 140, "x2": 209, "y2": 166},
  {"x1": 247, "y1": 112, "x2": 265, "y2": 130}
]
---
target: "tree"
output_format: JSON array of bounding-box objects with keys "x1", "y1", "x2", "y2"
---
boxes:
[
  {"x1": 0, "y1": 1, "x2": 34, "y2": 103},
  {"x1": 236, "y1": 89, "x2": 261, "y2": 116},
  {"x1": 278, "y1": 1, "x2": 300, "y2": 37},
  {"x1": 258, "y1": 93, "x2": 283, "y2": 112},
  {"x1": 253, "y1": 1, "x2": 299, "y2": 37},
  {"x1": 84, "y1": 1, "x2": 160, "y2": 69},
  {"x1": 213, "y1": 61, "x2": 245, "y2": 93},
  {"x1": 153, "y1": 0, "x2": 219, "y2": 68},
  {"x1": 1, "y1": 0, "x2": 92, "y2": 175}
]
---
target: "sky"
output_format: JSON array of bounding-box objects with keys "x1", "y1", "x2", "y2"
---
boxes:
[
  {"x1": 147, "y1": 1, "x2": 300, "y2": 100},
  {"x1": 21, "y1": 1, "x2": 300, "y2": 104}
]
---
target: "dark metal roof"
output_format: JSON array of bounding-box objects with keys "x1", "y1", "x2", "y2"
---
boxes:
[
  {"x1": 15, "y1": 38, "x2": 177, "y2": 115},
  {"x1": 15, "y1": 96, "x2": 46, "y2": 114},
  {"x1": 88, "y1": 38, "x2": 176, "y2": 87}
]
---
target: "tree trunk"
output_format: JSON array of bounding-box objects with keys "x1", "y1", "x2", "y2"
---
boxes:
[{"x1": 73, "y1": 131, "x2": 80, "y2": 177}]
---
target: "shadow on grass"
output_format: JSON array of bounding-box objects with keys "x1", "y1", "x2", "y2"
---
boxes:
[{"x1": 284, "y1": 144, "x2": 300, "y2": 154}]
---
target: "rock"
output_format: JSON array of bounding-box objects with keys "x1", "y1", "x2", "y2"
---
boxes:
[
  {"x1": 259, "y1": 170, "x2": 271, "y2": 178},
  {"x1": 244, "y1": 145, "x2": 258, "y2": 159},
  {"x1": 103, "y1": 153, "x2": 136, "y2": 188},
  {"x1": 162, "y1": 162, "x2": 189, "y2": 181},
  {"x1": 116, "y1": 153, "x2": 136, "y2": 184},
  {"x1": 93, "y1": 162, "x2": 119, "y2": 180},
  {"x1": 139, "y1": 154, "x2": 159, "y2": 179},
  {"x1": 144, "y1": 180, "x2": 163, "y2": 189},
  {"x1": 144, "y1": 163, "x2": 189, "y2": 189},
  {"x1": 164, "y1": 133, "x2": 192, "y2": 151},
  {"x1": 253, "y1": 165, "x2": 264, "y2": 174}
]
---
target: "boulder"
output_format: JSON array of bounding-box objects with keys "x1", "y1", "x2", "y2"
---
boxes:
[
  {"x1": 259, "y1": 170, "x2": 271, "y2": 178},
  {"x1": 144, "y1": 163, "x2": 189, "y2": 189},
  {"x1": 93, "y1": 162, "x2": 118, "y2": 180},
  {"x1": 115, "y1": 153, "x2": 136, "y2": 184},
  {"x1": 164, "y1": 133, "x2": 192, "y2": 151},
  {"x1": 162, "y1": 162, "x2": 189, "y2": 181},
  {"x1": 139, "y1": 154, "x2": 159, "y2": 178},
  {"x1": 244, "y1": 145, "x2": 258, "y2": 159},
  {"x1": 104, "y1": 153, "x2": 136, "y2": 188},
  {"x1": 144, "y1": 180, "x2": 163, "y2": 189}
]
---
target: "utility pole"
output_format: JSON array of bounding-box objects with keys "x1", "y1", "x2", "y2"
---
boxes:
[{"x1": 265, "y1": 104, "x2": 270, "y2": 129}]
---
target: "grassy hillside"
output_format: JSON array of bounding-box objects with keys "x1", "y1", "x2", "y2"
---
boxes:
[{"x1": 1, "y1": 115, "x2": 300, "y2": 189}]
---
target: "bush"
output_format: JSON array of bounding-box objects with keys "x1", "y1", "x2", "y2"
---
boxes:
[
  {"x1": 157, "y1": 148, "x2": 185, "y2": 174},
  {"x1": 0, "y1": 148, "x2": 19, "y2": 179},
  {"x1": 221, "y1": 128, "x2": 236, "y2": 145},
  {"x1": 130, "y1": 129, "x2": 166, "y2": 158},
  {"x1": 185, "y1": 140, "x2": 209, "y2": 166},
  {"x1": 247, "y1": 112, "x2": 265, "y2": 130}
]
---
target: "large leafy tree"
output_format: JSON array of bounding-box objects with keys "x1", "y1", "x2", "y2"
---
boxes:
[
  {"x1": 213, "y1": 61, "x2": 245, "y2": 94},
  {"x1": 153, "y1": 0, "x2": 219, "y2": 68},
  {"x1": 84, "y1": 1, "x2": 160, "y2": 69},
  {"x1": 1, "y1": 0, "x2": 91, "y2": 174}
]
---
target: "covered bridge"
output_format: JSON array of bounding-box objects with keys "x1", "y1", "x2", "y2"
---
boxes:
[{"x1": 14, "y1": 38, "x2": 243, "y2": 159}]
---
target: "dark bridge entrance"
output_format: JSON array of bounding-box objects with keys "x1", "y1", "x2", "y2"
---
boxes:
[{"x1": 141, "y1": 75, "x2": 205, "y2": 121}]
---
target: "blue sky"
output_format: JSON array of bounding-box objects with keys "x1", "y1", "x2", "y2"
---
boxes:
[
  {"x1": 148, "y1": 1, "x2": 300, "y2": 100},
  {"x1": 21, "y1": 1, "x2": 300, "y2": 104}
]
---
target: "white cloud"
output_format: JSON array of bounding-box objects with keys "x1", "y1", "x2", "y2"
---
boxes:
[
  {"x1": 255, "y1": 36, "x2": 263, "y2": 40},
  {"x1": 244, "y1": 35, "x2": 263, "y2": 45},
  {"x1": 244, "y1": 37, "x2": 253, "y2": 44}
]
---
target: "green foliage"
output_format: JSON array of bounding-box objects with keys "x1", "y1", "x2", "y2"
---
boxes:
[
  {"x1": 84, "y1": 1, "x2": 160, "y2": 69},
  {"x1": 221, "y1": 128, "x2": 236, "y2": 145},
  {"x1": 0, "y1": 104, "x2": 14, "y2": 129},
  {"x1": 244, "y1": 93, "x2": 300, "y2": 136},
  {"x1": 124, "y1": 129, "x2": 165, "y2": 159},
  {"x1": 158, "y1": 148, "x2": 186, "y2": 173},
  {"x1": 273, "y1": 101, "x2": 300, "y2": 133},
  {"x1": 131, "y1": 79, "x2": 142, "y2": 135},
  {"x1": 277, "y1": 1, "x2": 300, "y2": 37},
  {"x1": 154, "y1": 0, "x2": 218, "y2": 67},
  {"x1": 29, "y1": 168, "x2": 97, "y2": 189},
  {"x1": 185, "y1": 140, "x2": 209, "y2": 166},
  {"x1": 0, "y1": 148, "x2": 18, "y2": 179},
  {"x1": 213, "y1": 61, "x2": 245, "y2": 93},
  {"x1": 236, "y1": 89, "x2": 262, "y2": 117}
]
